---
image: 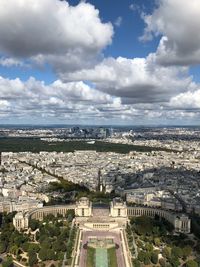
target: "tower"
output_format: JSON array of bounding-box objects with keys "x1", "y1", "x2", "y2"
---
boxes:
[{"x1": 97, "y1": 169, "x2": 103, "y2": 192}]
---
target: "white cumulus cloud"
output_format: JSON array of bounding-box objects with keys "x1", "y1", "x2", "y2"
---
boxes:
[
  {"x1": 0, "y1": 0, "x2": 113, "y2": 71},
  {"x1": 141, "y1": 0, "x2": 200, "y2": 66},
  {"x1": 60, "y1": 56, "x2": 192, "y2": 103},
  {"x1": 170, "y1": 89, "x2": 200, "y2": 109}
]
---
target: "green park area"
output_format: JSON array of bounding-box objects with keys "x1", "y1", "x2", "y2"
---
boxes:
[
  {"x1": 86, "y1": 246, "x2": 118, "y2": 267},
  {"x1": 127, "y1": 215, "x2": 200, "y2": 267},
  {"x1": 107, "y1": 247, "x2": 118, "y2": 267},
  {"x1": 86, "y1": 247, "x2": 96, "y2": 267},
  {"x1": 0, "y1": 137, "x2": 174, "y2": 153},
  {"x1": 0, "y1": 210, "x2": 76, "y2": 267}
]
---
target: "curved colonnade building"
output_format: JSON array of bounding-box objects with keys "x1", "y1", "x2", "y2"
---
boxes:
[
  {"x1": 13, "y1": 197, "x2": 191, "y2": 233},
  {"x1": 127, "y1": 206, "x2": 190, "y2": 233}
]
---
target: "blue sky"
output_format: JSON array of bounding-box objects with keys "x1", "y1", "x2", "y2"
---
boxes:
[{"x1": 0, "y1": 0, "x2": 200, "y2": 125}]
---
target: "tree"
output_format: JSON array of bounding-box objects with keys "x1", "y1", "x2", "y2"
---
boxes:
[
  {"x1": 46, "y1": 249, "x2": 56, "y2": 260},
  {"x1": 44, "y1": 214, "x2": 55, "y2": 222},
  {"x1": 133, "y1": 216, "x2": 154, "y2": 236},
  {"x1": 146, "y1": 242, "x2": 153, "y2": 252},
  {"x1": 182, "y1": 246, "x2": 192, "y2": 258},
  {"x1": 52, "y1": 240, "x2": 66, "y2": 252},
  {"x1": 169, "y1": 256, "x2": 180, "y2": 267},
  {"x1": 185, "y1": 260, "x2": 198, "y2": 267},
  {"x1": 196, "y1": 257, "x2": 200, "y2": 265},
  {"x1": 40, "y1": 238, "x2": 52, "y2": 250},
  {"x1": 66, "y1": 210, "x2": 75, "y2": 221},
  {"x1": 28, "y1": 243, "x2": 40, "y2": 253},
  {"x1": 132, "y1": 259, "x2": 141, "y2": 267},
  {"x1": 13, "y1": 232, "x2": 28, "y2": 246},
  {"x1": 171, "y1": 246, "x2": 183, "y2": 259},
  {"x1": 66, "y1": 243, "x2": 73, "y2": 259},
  {"x1": 50, "y1": 224, "x2": 60, "y2": 237},
  {"x1": 138, "y1": 251, "x2": 145, "y2": 262},
  {"x1": 0, "y1": 241, "x2": 6, "y2": 253},
  {"x1": 39, "y1": 248, "x2": 47, "y2": 261},
  {"x1": 2, "y1": 256, "x2": 13, "y2": 267},
  {"x1": 29, "y1": 219, "x2": 40, "y2": 231},
  {"x1": 151, "y1": 251, "x2": 158, "y2": 264},
  {"x1": 143, "y1": 253, "x2": 151, "y2": 265},
  {"x1": 154, "y1": 237, "x2": 161, "y2": 247},
  {"x1": 159, "y1": 258, "x2": 166, "y2": 267},
  {"x1": 9, "y1": 244, "x2": 19, "y2": 255},
  {"x1": 162, "y1": 246, "x2": 171, "y2": 259},
  {"x1": 21, "y1": 241, "x2": 29, "y2": 252},
  {"x1": 57, "y1": 251, "x2": 64, "y2": 261},
  {"x1": 3, "y1": 212, "x2": 16, "y2": 224},
  {"x1": 28, "y1": 250, "x2": 38, "y2": 267}
]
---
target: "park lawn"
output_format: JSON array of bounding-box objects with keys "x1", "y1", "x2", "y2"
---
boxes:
[
  {"x1": 86, "y1": 247, "x2": 95, "y2": 267},
  {"x1": 0, "y1": 137, "x2": 174, "y2": 153},
  {"x1": 108, "y1": 247, "x2": 118, "y2": 267}
]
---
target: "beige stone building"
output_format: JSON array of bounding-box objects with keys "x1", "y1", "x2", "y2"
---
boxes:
[
  {"x1": 13, "y1": 197, "x2": 191, "y2": 233},
  {"x1": 75, "y1": 197, "x2": 92, "y2": 217}
]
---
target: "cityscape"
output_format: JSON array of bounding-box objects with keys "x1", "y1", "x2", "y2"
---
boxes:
[
  {"x1": 1, "y1": 0, "x2": 200, "y2": 267},
  {"x1": 0, "y1": 126, "x2": 200, "y2": 267}
]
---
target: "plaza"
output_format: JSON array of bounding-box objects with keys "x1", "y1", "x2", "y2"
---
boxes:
[{"x1": 80, "y1": 231, "x2": 125, "y2": 267}]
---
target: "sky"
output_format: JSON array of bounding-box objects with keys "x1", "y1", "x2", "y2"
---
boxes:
[{"x1": 0, "y1": 0, "x2": 200, "y2": 125}]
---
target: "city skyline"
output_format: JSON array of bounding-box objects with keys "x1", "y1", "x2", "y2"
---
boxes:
[{"x1": 0, "y1": 0, "x2": 200, "y2": 125}]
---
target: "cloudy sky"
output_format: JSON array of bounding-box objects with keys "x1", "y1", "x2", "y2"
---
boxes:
[{"x1": 0, "y1": 0, "x2": 200, "y2": 125}]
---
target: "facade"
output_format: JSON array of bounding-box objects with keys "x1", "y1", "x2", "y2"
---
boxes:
[
  {"x1": 126, "y1": 190, "x2": 183, "y2": 212},
  {"x1": 75, "y1": 197, "x2": 92, "y2": 217},
  {"x1": 0, "y1": 200, "x2": 11, "y2": 213},
  {"x1": 0, "y1": 198, "x2": 43, "y2": 213},
  {"x1": 110, "y1": 197, "x2": 127, "y2": 217},
  {"x1": 13, "y1": 212, "x2": 29, "y2": 230},
  {"x1": 12, "y1": 197, "x2": 191, "y2": 233},
  {"x1": 174, "y1": 214, "x2": 191, "y2": 233}
]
